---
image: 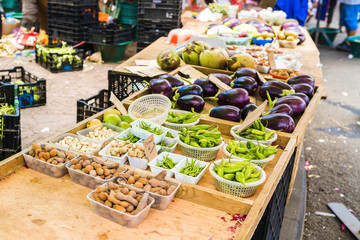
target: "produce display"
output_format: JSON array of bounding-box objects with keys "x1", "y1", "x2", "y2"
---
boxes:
[
  {"x1": 106, "y1": 141, "x2": 133, "y2": 158},
  {"x1": 179, "y1": 158, "x2": 205, "y2": 177},
  {"x1": 54, "y1": 135, "x2": 101, "y2": 153},
  {"x1": 236, "y1": 119, "x2": 276, "y2": 141},
  {"x1": 0, "y1": 104, "x2": 15, "y2": 115},
  {"x1": 102, "y1": 109, "x2": 133, "y2": 129},
  {"x1": 92, "y1": 183, "x2": 150, "y2": 215},
  {"x1": 68, "y1": 155, "x2": 120, "y2": 180},
  {"x1": 277, "y1": 30, "x2": 299, "y2": 42},
  {"x1": 253, "y1": 31, "x2": 275, "y2": 41},
  {"x1": 213, "y1": 158, "x2": 262, "y2": 186},
  {"x1": 280, "y1": 21, "x2": 306, "y2": 44},
  {"x1": 166, "y1": 110, "x2": 200, "y2": 124},
  {"x1": 226, "y1": 140, "x2": 280, "y2": 160},
  {"x1": 27, "y1": 144, "x2": 76, "y2": 165},
  {"x1": 156, "y1": 154, "x2": 177, "y2": 169},
  {"x1": 270, "y1": 69, "x2": 302, "y2": 79},
  {"x1": 118, "y1": 170, "x2": 178, "y2": 196},
  {"x1": 179, "y1": 125, "x2": 222, "y2": 148},
  {"x1": 85, "y1": 125, "x2": 120, "y2": 141},
  {"x1": 128, "y1": 145, "x2": 146, "y2": 159}
]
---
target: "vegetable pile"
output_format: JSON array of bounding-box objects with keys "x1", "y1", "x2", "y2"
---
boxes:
[
  {"x1": 28, "y1": 143, "x2": 77, "y2": 165},
  {"x1": 227, "y1": 140, "x2": 280, "y2": 160},
  {"x1": 117, "y1": 170, "x2": 178, "y2": 196},
  {"x1": 213, "y1": 158, "x2": 262, "y2": 186},
  {"x1": 156, "y1": 154, "x2": 177, "y2": 169},
  {"x1": 55, "y1": 135, "x2": 101, "y2": 153},
  {"x1": 179, "y1": 158, "x2": 205, "y2": 177},
  {"x1": 86, "y1": 125, "x2": 119, "y2": 141},
  {"x1": 138, "y1": 121, "x2": 165, "y2": 135},
  {"x1": 166, "y1": 110, "x2": 200, "y2": 124},
  {"x1": 0, "y1": 104, "x2": 16, "y2": 115},
  {"x1": 237, "y1": 119, "x2": 276, "y2": 141},
  {"x1": 106, "y1": 141, "x2": 133, "y2": 158},
  {"x1": 118, "y1": 133, "x2": 140, "y2": 143},
  {"x1": 179, "y1": 125, "x2": 222, "y2": 148}
]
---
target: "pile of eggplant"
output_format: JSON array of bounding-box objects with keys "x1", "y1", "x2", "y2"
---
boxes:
[{"x1": 147, "y1": 69, "x2": 315, "y2": 133}]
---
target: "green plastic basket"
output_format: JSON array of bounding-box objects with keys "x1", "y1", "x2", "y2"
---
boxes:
[
  {"x1": 118, "y1": 1, "x2": 138, "y2": 25},
  {"x1": 94, "y1": 41, "x2": 132, "y2": 62},
  {"x1": 347, "y1": 36, "x2": 360, "y2": 58},
  {"x1": 309, "y1": 27, "x2": 341, "y2": 46}
]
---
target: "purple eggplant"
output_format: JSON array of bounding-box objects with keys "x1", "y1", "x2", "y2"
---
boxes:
[
  {"x1": 176, "y1": 84, "x2": 203, "y2": 98},
  {"x1": 280, "y1": 21, "x2": 299, "y2": 30},
  {"x1": 287, "y1": 74, "x2": 315, "y2": 88},
  {"x1": 207, "y1": 88, "x2": 249, "y2": 109},
  {"x1": 222, "y1": 17, "x2": 241, "y2": 28},
  {"x1": 292, "y1": 83, "x2": 314, "y2": 98},
  {"x1": 256, "y1": 24, "x2": 274, "y2": 33},
  {"x1": 210, "y1": 105, "x2": 241, "y2": 122},
  {"x1": 230, "y1": 76, "x2": 258, "y2": 95},
  {"x1": 159, "y1": 74, "x2": 184, "y2": 87},
  {"x1": 194, "y1": 78, "x2": 219, "y2": 97},
  {"x1": 205, "y1": 24, "x2": 222, "y2": 33},
  {"x1": 149, "y1": 79, "x2": 172, "y2": 99},
  {"x1": 234, "y1": 67, "x2": 258, "y2": 81},
  {"x1": 274, "y1": 95, "x2": 306, "y2": 116},
  {"x1": 290, "y1": 93, "x2": 310, "y2": 105},
  {"x1": 209, "y1": 73, "x2": 233, "y2": 85},
  {"x1": 246, "y1": 20, "x2": 260, "y2": 25},
  {"x1": 241, "y1": 103, "x2": 258, "y2": 120},
  {"x1": 259, "y1": 80, "x2": 294, "y2": 100},
  {"x1": 176, "y1": 95, "x2": 205, "y2": 113},
  {"x1": 261, "y1": 114, "x2": 295, "y2": 133},
  {"x1": 268, "y1": 104, "x2": 294, "y2": 117}
]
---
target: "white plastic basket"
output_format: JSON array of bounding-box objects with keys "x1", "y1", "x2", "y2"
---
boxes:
[
  {"x1": 98, "y1": 140, "x2": 130, "y2": 164},
  {"x1": 127, "y1": 143, "x2": 161, "y2": 170},
  {"x1": 177, "y1": 136, "x2": 224, "y2": 161},
  {"x1": 77, "y1": 123, "x2": 124, "y2": 144},
  {"x1": 209, "y1": 158, "x2": 266, "y2": 197},
  {"x1": 148, "y1": 152, "x2": 185, "y2": 178},
  {"x1": 157, "y1": 137, "x2": 178, "y2": 153},
  {"x1": 49, "y1": 133, "x2": 102, "y2": 155},
  {"x1": 128, "y1": 94, "x2": 171, "y2": 125},
  {"x1": 171, "y1": 157, "x2": 210, "y2": 185},
  {"x1": 163, "y1": 110, "x2": 200, "y2": 131},
  {"x1": 278, "y1": 39, "x2": 300, "y2": 48},
  {"x1": 230, "y1": 125, "x2": 277, "y2": 146},
  {"x1": 130, "y1": 118, "x2": 168, "y2": 144},
  {"x1": 115, "y1": 128, "x2": 142, "y2": 143},
  {"x1": 223, "y1": 144, "x2": 275, "y2": 169}
]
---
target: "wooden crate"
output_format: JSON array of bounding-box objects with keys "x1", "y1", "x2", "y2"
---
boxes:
[{"x1": 0, "y1": 103, "x2": 296, "y2": 240}]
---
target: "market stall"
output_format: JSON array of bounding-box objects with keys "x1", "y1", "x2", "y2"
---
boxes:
[{"x1": 0, "y1": 7, "x2": 326, "y2": 240}]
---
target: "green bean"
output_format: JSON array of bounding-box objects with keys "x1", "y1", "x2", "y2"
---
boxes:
[
  {"x1": 118, "y1": 133, "x2": 140, "y2": 143},
  {"x1": 138, "y1": 121, "x2": 165, "y2": 135},
  {"x1": 157, "y1": 154, "x2": 177, "y2": 169},
  {"x1": 179, "y1": 158, "x2": 205, "y2": 177}
]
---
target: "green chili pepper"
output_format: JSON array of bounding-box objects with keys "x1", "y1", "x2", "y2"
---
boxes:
[
  {"x1": 264, "y1": 130, "x2": 276, "y2": 141},
  {"x1": 245, "y1": 177, "x2": 260, "y2": 183},
  {"x1": 217, "y1": 166, "x2": 224, "y2": 178},
  {"x1": 199, "y1": 139, "x2": 208, "y2": 147},
  {"x1": 235, "y1": 172, "x2": 246, "y2": 186},
  {"x1": 223, "y1": 173, "x2": 235, "y2": 181},
  {"x1": 255, "y1": 148, "x2": 266, "y2": 159},
  {"x1": 246, "y1": 141, "x2": 256, "y2": 149},
  {"x1": 188, "y1": 125, "x2": 210, "y2": 131},
  {"x1": 190, "y1": 141, "x2": 201, "y2": 147}
]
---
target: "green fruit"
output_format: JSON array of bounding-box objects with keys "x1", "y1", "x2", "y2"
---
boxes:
[
  {"x1": 120, "y1": 114, "x2": 134, "y2": 123},
  {"x1": 157, "y1": 49, "x2": 180, "y2": 71},
  {"x1": 118, "y1": 121, "x2": 131, "y2": 130},
  {"x1": 14, "y1": 80, "x2": 25, "y2": 85},
  {"x1": 103, "y1": 114, "x2": 121, "y2": 126},
  {"x1": 34, "y1": 94, "x2": 40, "y2": 102},
  {"x1": 32, "y1": 86, "x2": 39, "y2": 92}
]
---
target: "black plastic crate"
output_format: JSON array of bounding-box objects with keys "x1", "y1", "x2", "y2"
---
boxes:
[
  {"x1": 137, "y1": 29, "x2": 169, "y2": 44},
  {"x1": 35, "y1": 44, "x2": 83, "y2": 73},
  {"x1": 47, "y1": 24, "x2": 86, "y2": 43},
  {"x1": 0, "y1": 67, "x2": 46, "y2": 109},
  {"x1": 86, "y1": 24, "x2": 136, "y2": 45},
  {"x1": 138, "y1": 0, "x2": 182, "y2": 21},
  {"x1": 0, "y1": 84, "x2": 21, "y2": 160},
  {"x1": 252, "y1": 148, "x2": 296, "y2": 240},
  {"x1": 138, "y1": 19, "x2": 182, "y2": 31},
  {"x1": 48, "y1": 3, "x2": 98, "y2": 24},
  {"x1": 76, "y1": 89, "x2": 112, "y2": 123},
  {"x1": 108, "y1": 70, "x2": 147, "y2": 104},
  {"x1": 48, "y1": 0, "x2": 98, "y2": 6}
]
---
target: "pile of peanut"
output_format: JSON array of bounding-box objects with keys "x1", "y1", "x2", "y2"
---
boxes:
[
  {"x1": 28, "y1": 144, "x2": 76, "y2": 165},
  {"x1": 106, "y1": 140, "x2": 133, "y2": 158},
  {"x1": 93, "y1": 182, "x2": 150, "y2": 215},
  {"x1": 86, "y1": 126, "x2": 118, "y2": 141},
  {"x1": 55, "y1": 135, "x2": 101, "y2": 153},
  {"x1": 118, "y1": 170, "x2": 177, "y2": 196}
]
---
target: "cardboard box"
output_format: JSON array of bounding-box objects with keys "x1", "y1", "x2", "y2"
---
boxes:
[{"x1": 1, "y1": 16, "x2": 20, "y2": 35}]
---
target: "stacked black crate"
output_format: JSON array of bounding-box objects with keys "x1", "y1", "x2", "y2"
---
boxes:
[
  {"x1": 137, "y1": 0, "x2": 182, "y2": 52},
  {"x1": 47, "y1": 0, "x2": 98, "y2": 44}
]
